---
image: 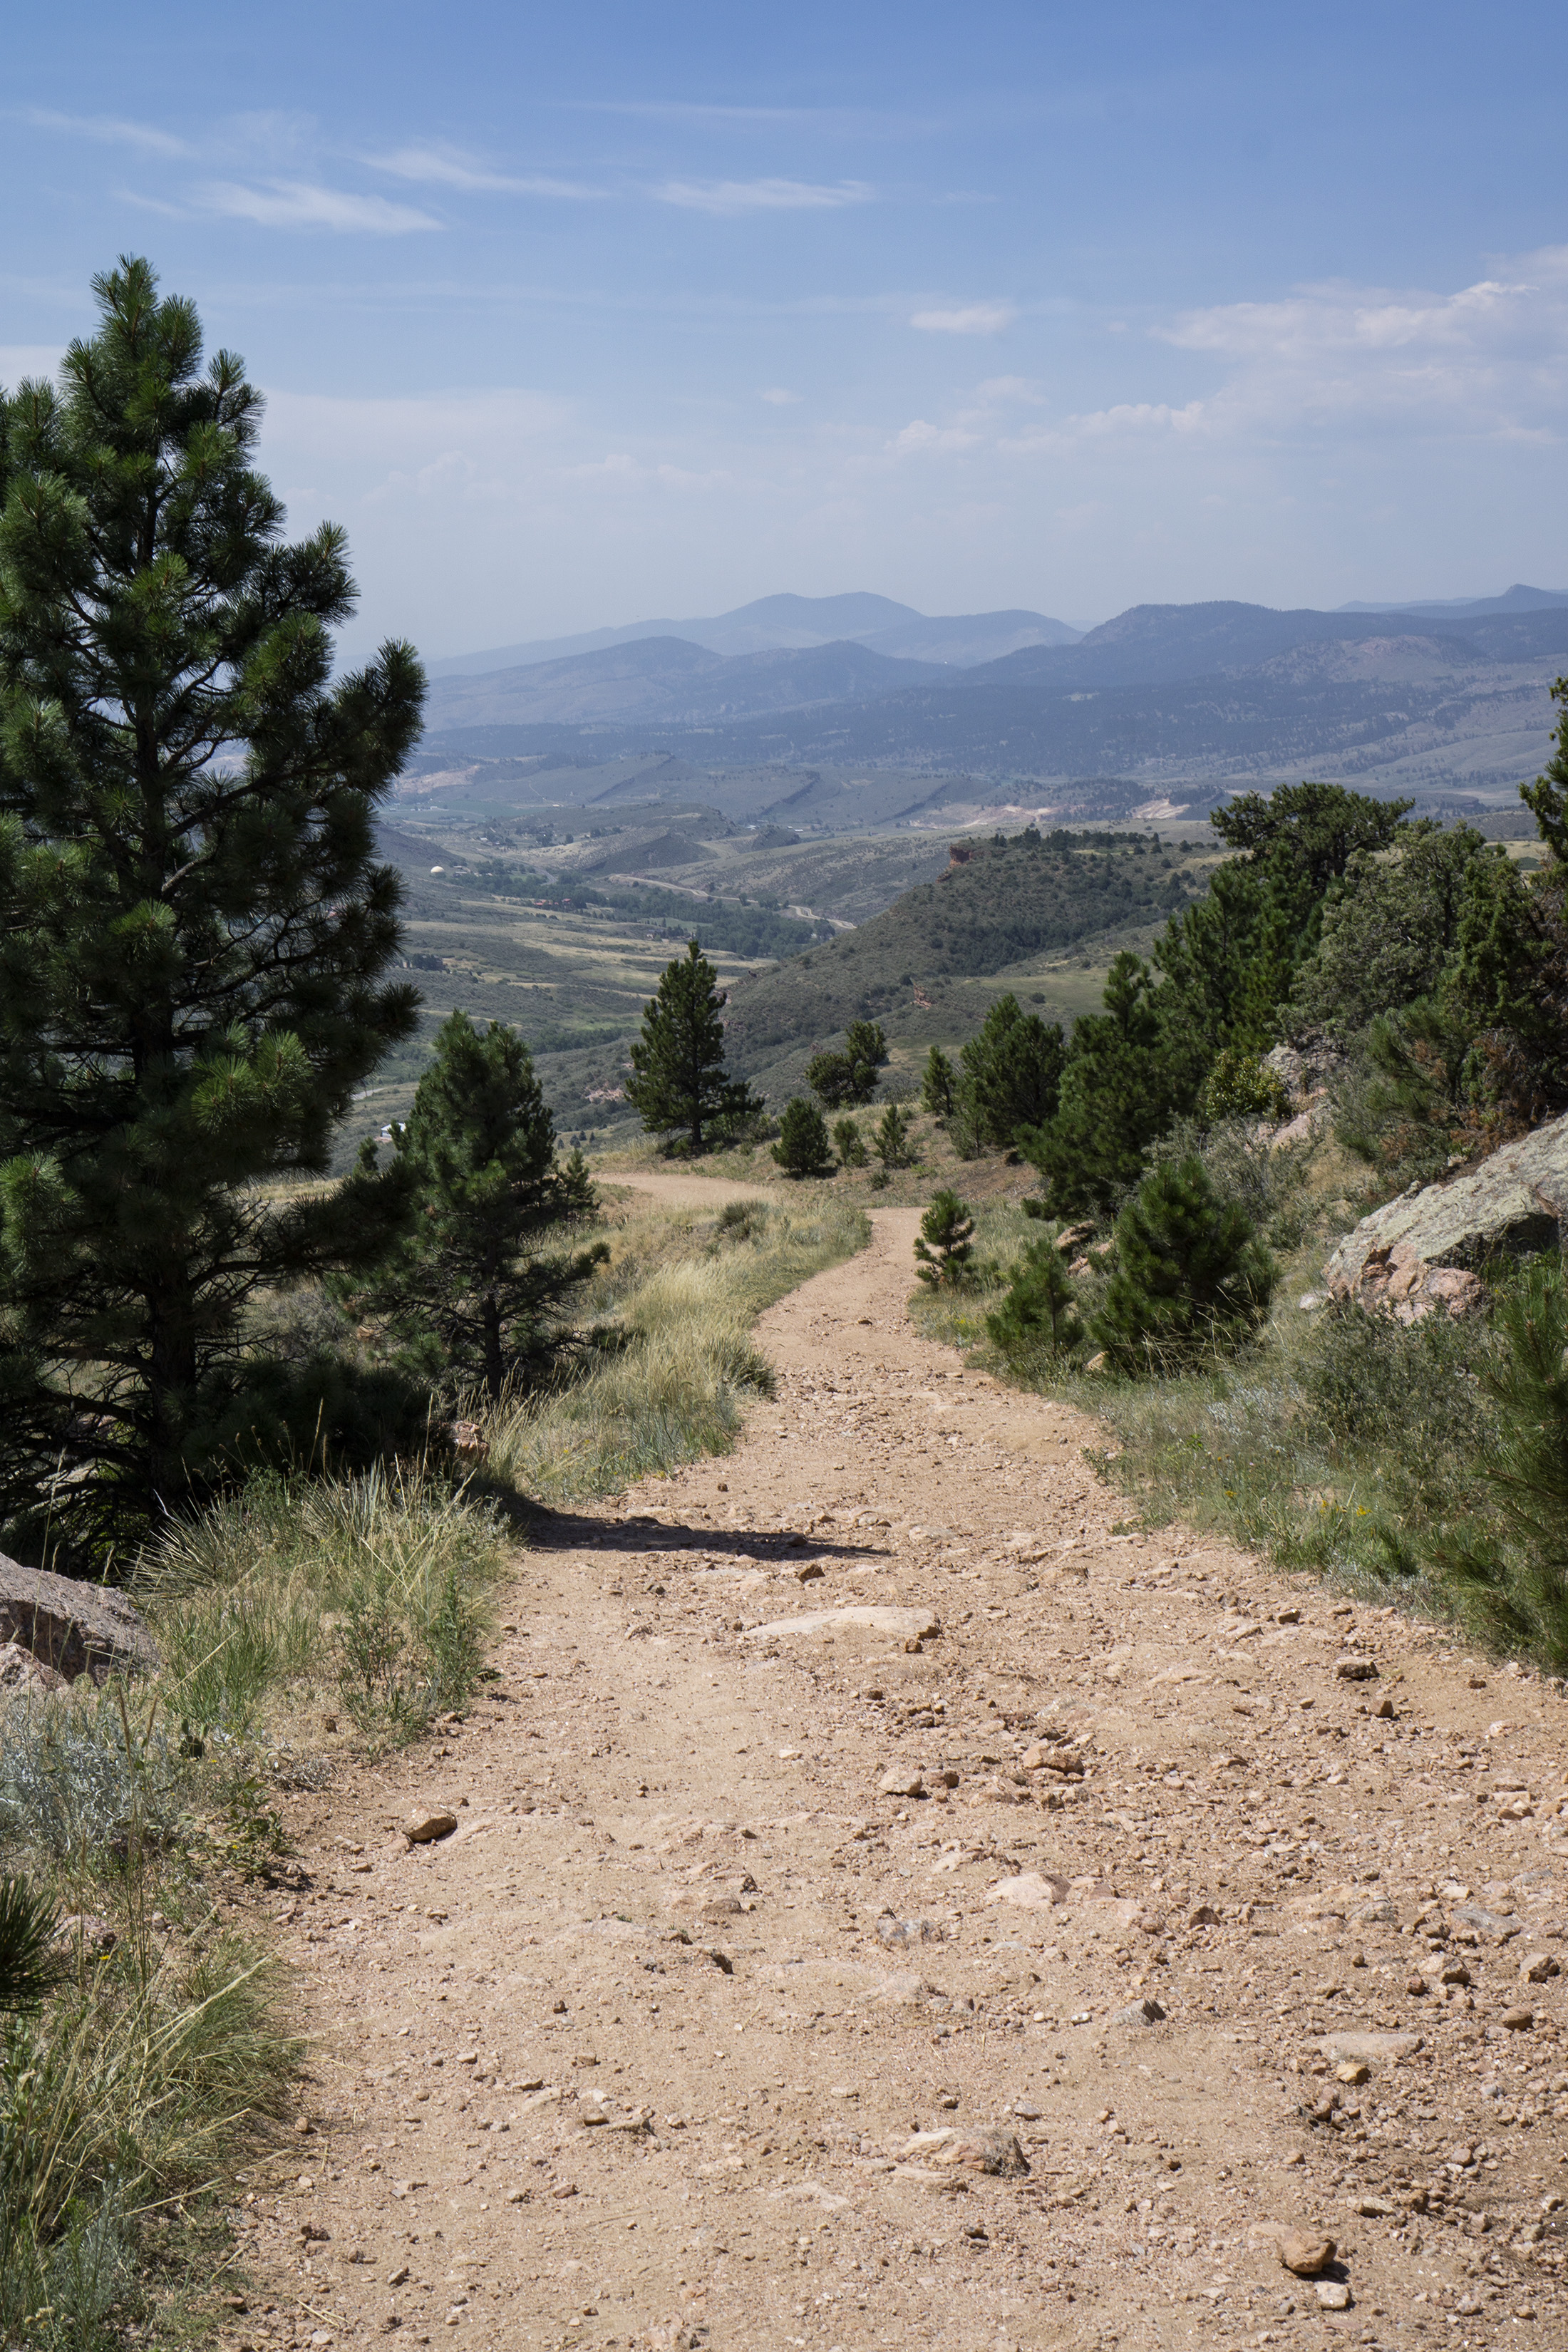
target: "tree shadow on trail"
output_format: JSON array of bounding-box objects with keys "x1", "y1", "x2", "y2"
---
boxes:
[{"x1": 516, "y1": 1505, "x2": 893, "y2": 1569}]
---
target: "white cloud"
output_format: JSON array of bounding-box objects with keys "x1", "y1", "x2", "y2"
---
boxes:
[
  {"x1": 1147, "y1": 252, "x2": 1568, "y2": 440},
  {"x1": 889, "y1": 418, "x2": 981, "y2": 455},
  {"x1": 201, "y1": 180, "x2": 443, "y2": 234},
  {"x1": 656, "y1": 177, "x2": 874, "y2": 216},
  {"x1": 26, "y1": 106, "x2": 192, "y2": 158},
  {"x1": 760, "y1": 387, "x2": 803, "y2": 405},
  {"x1": 910, "y1": 301, "x2": 1016, "y2": 334},
  {"x1": 367, "y1": 143, "x2": 601, "y2": 200}
]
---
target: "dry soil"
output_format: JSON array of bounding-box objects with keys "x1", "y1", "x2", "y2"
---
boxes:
[{"x1": 233, "y1": 1192, "x2": 1568, "y2": 2352}]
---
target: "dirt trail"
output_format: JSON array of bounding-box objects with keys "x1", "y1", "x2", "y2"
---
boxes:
[{"x1": 239, "y1": 1205, "x2": 1568, "y2": 2352}]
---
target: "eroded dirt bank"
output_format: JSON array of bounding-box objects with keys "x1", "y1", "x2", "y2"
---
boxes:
[{"x1": 234, "y1": 1197, "x2": 1568, "y2": 2352}]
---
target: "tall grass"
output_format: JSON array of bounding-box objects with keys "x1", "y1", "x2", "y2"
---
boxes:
[
  {"x1": 0, "y1": 1681, "x2": 298, "y2": 2349},
  {"x1": 0, "y1": 1459, "x2": 500, "y2": 2346},
  {"x1": 474, "y1": 1197, "x2": 870, "y2": 1500},
  {"x1": 0, "y1": 1924, "x2": 295, "y2": 2344},
  {"x1": 137, "y1": 1460, "x2": 507, "y2": 1745}
]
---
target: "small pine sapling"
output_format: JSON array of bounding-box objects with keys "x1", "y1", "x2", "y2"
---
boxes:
[
  {"x1": 874, "y1": 1103, "x2": 916, "y2": 1169},
  {"x1": 772, "y1": 1097, "x2": 835, "y2": 1177},
  {"x1": 914, "y1": 1190, "x2": 976, "y2": 1288},
  {"x1": 1092, "y1": 1155, "x2": 1274, "y2": 1371},
  {"x1": 986, "y1": 1238, "x2": 1084, "y2": 1361},
  {"x1": 1420, "y1": 1258, "x2": 1568, "y2": 1665},
  {"x1": 832, "y1": 1116, "x2": 869, "y2": 1167},
  {"x1": 350, "y1": 1010, "x2": 608, "y2": 1401},
  {"x1": 921, "y1": 1045, "x2": 957, "y2": 1121}
]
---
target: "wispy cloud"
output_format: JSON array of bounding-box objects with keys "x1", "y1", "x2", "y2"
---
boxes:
[
  {"x1": 368, "y1": 143, "x2": 602, "y2": 200},
  {"x1": 26, "y1": 105, "x2": 193, "y2": 158},
  {"x1": 116, "y1": 189, "x2": 192, "y2": 221},
  {"x1": 911, "y1": 301, "x2": 1016, "y2": 334},
  {"x1": 570, "y1": 98, "x2": 877, "y2": 128},
  {"x1": 889, "y1": 418, "x2": 981, "y2": 455},
  {"x1": 656, "y1": 177, "x2": 874, "y2": 216},
  {"x1": 202, "y1": 180, "x2": 443, "y2": 234},
  {"x1": 760, "y1": 387, "x2": 803, "y2": 405}
]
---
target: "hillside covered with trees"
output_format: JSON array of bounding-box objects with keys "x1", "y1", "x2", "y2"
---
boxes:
[{"x1": 722, "y1": 827, "x2": 1202, "y2": 1059}]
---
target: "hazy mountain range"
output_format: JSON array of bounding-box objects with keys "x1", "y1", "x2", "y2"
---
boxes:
[
  {"x1": 410, "y1": 587, "x2": 1568, "y2": 809},
  {"x1": 425, "y1": 591, "x2": 1082, "y2": 678}
]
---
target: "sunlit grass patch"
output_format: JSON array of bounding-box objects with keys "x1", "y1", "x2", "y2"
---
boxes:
[
  {"x1": 137, "y1": 1460, "x2": 507, "y2": 1748},
  {"x1": 473, "y1": 1195, "x2": 870, "y2": 1501}
]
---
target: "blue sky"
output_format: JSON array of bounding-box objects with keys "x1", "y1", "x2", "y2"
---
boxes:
[{"x1": 5, "y1": 1, "x2": 1567, "y2": 659}]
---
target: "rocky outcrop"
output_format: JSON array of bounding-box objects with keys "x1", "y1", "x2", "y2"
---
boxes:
[
  {"x1": 0, "y1": 1556, "x2": 160, "y2": 1683},
  {"x1": 1264, "y1": 1037, "x2": 1343, "y2": 1152},
  {"x1": 1323, "y1": 1111, "x2": 1568, "y2": 1321}
]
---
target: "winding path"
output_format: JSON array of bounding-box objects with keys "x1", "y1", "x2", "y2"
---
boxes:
[{"x1": 237, "y1": 1197, "x2": 1568, "y2": 2352}]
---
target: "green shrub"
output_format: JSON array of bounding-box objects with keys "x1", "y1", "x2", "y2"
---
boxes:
[
  {"x1": 986, "y1": 1237, "x2": 1084, "y2": 1363},
  {"x1": 772, "y1": 1098, "x2": 835, "y2": 1177},
  {"x1": 1418, "y1": 1259, "x2": 1568, "y2": 1663},
  {"x1": 914, "y1": 1191, "x2": 976, "y2": 1289},
  {"x1": 1200, "y1": 1048, "x2": 1290, "y2": 1123},
  {"x1": 832, "y1": 1117, "x2": 869, "y2": 1168},
  {"x1": 1300, "y1": 1300, "x2": 1490, "y2": 1456},
  {"x1": 873, "y1": 1103, "x2": 915, "y2": 1170},
  {"x1": 1093, "y1": 1155, "x2": 1275, "y2": 1372},
  {"x1": 920, "y1": 1045, "x2": 957, "y2": 1120},
  {"x1": 808, "y1": 1020, "x2": 887, "y2": 1108},
  {"x1": 713, "y1": 1199, "x2": 770, "y2": 1243}
]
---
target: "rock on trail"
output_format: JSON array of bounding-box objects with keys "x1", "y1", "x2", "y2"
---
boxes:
[{"x1": 236, "y1": 1188, "x2": 1568, "y2": 2351}]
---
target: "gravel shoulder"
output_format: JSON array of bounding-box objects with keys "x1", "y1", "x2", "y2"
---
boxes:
[{"x1": 234, "y1": 1199, "x2": 1568, "y2": 2352}]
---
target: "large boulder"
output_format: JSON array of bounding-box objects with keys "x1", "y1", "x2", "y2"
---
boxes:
[
  {"x1": 1324, "y1": 1113, "x2": 1568, "y2": 1322},
  {"x1": 0, "y1": 1555, "x2": 160, "y2": 1683}
]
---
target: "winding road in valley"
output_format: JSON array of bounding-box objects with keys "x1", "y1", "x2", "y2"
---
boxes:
[{"x1": 237, "y1": 1189, "x2": 1568, "y2": 2352}]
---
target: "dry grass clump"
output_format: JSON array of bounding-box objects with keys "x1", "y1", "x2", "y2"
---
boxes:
[
  {"x1": 473, "y1": 1196, "x2": 870, "y2": 1501},
  {"x1": 137, "y1": 1460, "x2": 507, "y2": 1747},
  {"x1": 0, "y1": 1686, "x2": 296, "y2": 2347}
]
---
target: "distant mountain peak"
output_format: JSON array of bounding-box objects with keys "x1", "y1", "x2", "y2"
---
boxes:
[
  {"x1": 427, "y1": 593, "x2": 1081, "y2": 679},
  {"x1": 1336, "y1": 584, "x2": 1568, "y2": 619}
]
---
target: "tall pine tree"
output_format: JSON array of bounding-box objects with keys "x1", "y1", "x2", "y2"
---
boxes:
[
  {"x1": 624, "y1": 939, "x2": 760, "y2": 1154},
  {"x1": 0, "y1": 258, "x2": 421, "y2": 1552}
]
